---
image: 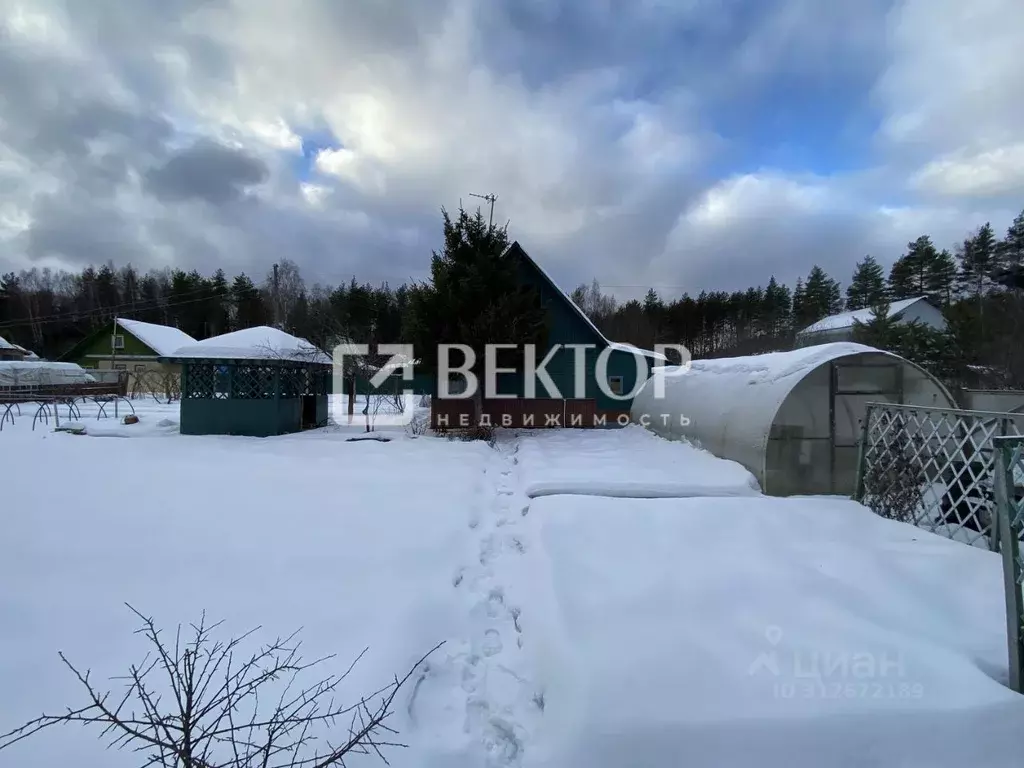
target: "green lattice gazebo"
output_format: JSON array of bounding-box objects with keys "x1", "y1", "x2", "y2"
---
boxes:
[{"x1": 163, "y1": 326, "x2": 332, "y2": 437}]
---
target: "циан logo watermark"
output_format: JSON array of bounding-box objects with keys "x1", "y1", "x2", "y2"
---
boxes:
[
  {"x1": 747, "y1": 625, "x2": 924, "y2": 701},
  {"x1": 331, "y1": 341, "x2": 692, "y2": 427}
]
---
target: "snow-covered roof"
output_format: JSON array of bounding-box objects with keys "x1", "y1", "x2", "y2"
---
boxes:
[
  {"x1": 117, "y1": 318, "x2": 197, "y2": 356},
  {"x1": 169, "y1": 326, "x2": 331, "y2": 364},
  {"x1": 0, "y1": 335, "x2": 17, "y2": 350},
  {"x1": 798, "y1": 297, "x2": 927, "y2": 336},
  {"x1": 14, "y1": 344, "x2": 40, "y2": 360}
]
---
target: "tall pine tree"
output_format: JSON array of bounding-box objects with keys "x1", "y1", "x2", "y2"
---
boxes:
[
  {"x1": 996, "y1": 209, "x2": 1024, "y2": 287},
  {"x1": 925, "y1": 249, "x2": 957, "y2": 307},
  {"x1": 957, "y1": 223, "x2": 998, "y2": 301},
  {"x1": 846, "y1": 255, "x2": 886, "y2": 310},
  {"x1": 888, "y1": 236, "x2": 939, "y2": 300}
]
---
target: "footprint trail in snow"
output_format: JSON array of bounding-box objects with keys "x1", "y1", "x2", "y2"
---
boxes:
[{"x1": 450, "y1": 437, "x2": 543, "y2": 767}]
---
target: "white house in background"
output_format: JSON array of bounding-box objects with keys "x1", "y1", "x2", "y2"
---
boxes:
[{"x1": 796, "y1": 296, "x2": 946, "y2": 346}]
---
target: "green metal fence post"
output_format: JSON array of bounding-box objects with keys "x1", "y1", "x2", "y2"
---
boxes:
[
  {"x1": 991, "y1": 418, "x2": 1011, "y2": 552},
  {"x1": 853, "y1": 403, "x2": 873, "y2": 502},
  {"x1": 994, "y1": 436, "x2": 1024, "y2": 693}
]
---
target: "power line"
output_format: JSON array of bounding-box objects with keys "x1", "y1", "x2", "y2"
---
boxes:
[{"x1": 0, "y1": 285, "x2": 263, "y2": 330}]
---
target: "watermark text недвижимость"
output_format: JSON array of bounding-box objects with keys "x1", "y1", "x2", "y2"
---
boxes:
[{"x1": 330, "y1": 342, "x2": 691, "y2": 426}]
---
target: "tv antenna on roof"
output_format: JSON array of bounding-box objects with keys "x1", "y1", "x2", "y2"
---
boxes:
[{"x1": 469, "y1": 193, "x2": 497, "y2": 229}]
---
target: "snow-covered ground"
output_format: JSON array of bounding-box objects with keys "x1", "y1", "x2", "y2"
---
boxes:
[
  {"x1": 1, "y1": 399, "x2": 1022, "y2": 767},
  {"x1": 515, "y1": 425, "x2": 760, "y2": 498}
]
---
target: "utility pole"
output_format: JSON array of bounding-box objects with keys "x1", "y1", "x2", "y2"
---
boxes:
[
  {"x1": 469, "y1": 193, "x2": 497, "y2": 230},
  {"x1": 272, "y1": 263, "x2": 280, "y2": 329}
]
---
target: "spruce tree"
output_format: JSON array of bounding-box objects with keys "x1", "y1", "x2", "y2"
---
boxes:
[
  {"x1": 792, "y1": 278, "x2": 807, "y2": 328},
  {"x1": 232, "y1": 273, "x2": 269, "y2": 329},
  {"x1": 852, "y1": 299, "x2": 897, "y2": 349},
  {"x1": 801, "y1": 265, "x2": 842, "y2": 324},
  {"x1": 846, "y1": 255, "x2": 886, "y2": 310},
  {"x1": 761, "y1": 276, "x2": 791, "y2": 336},
  {"x1": 643, "y1": 288, "x2": 662, "y2": 315},
  {"x1": 407, "y1": 207, "x2": 547, "y2": 400}
]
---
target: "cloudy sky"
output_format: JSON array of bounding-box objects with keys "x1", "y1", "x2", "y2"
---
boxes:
[{"x1": 1, "y1": 0, "x2": 1022, "y2": 299}]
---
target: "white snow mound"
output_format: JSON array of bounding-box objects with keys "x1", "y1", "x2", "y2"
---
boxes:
[
  {"x1": 171, "y1": 326, "x2": 330, "y2": 363},
  {"x1": 516, "y1": 425, "x2": 760, "y2": 497}
]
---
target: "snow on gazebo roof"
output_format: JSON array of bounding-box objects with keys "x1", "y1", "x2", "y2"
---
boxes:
[{"x1": 169, "y1": 326, "x2": 331, "y2": 364}]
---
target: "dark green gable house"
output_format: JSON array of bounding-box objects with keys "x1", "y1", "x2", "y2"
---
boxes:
[
  {"x1": 430, "y1": 241, "x2": 666, "y2": 428},
  {"x1": 162, "y1": 326, "x2": 331, "y2": 437},
  {"x1": 60, "y1": 318, "x2": 197, "y2": 378}
]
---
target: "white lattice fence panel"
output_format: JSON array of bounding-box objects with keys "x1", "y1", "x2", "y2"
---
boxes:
[{"x1": 858, "y1": 403, "x2": 1024, "y2": 550}]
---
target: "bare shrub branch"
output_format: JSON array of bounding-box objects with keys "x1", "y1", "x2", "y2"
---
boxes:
[{"x1": 0, "y1": 605, "x2": 442, "y2": 768}]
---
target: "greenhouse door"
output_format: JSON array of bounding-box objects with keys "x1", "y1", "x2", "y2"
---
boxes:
[{"x1": 830, "y1": 361, "x2": 904, "y2": 495}]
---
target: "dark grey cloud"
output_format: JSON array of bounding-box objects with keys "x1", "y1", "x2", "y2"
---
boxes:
[
  {"x1": 474, "y1": 0, "x2": 890, "y2": 100},
  {"x1": 145, "y1": 142, "x2": 269, "y2": 205},
  {"x1": 24, "y1": 193, "x2": 141, "y2": 266},
  {"x1": 0, "y1": 33, "x2": 172, "y2": 166}
]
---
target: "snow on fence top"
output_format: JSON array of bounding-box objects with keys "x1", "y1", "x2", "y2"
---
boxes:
[
  {"x1": 117, "y1": 318, "x2": 197, "y2": 357},
  {"x1": 798, "y1": 296, "x2": 924, "y2": 336},
  {"x1": 170, "y1": 326, "x2": 332, "y2": 364},
  {"x1": 0, "y1": 361, "x2": 96, "y2": 386}
]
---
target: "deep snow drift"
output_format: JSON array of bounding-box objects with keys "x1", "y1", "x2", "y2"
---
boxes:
[
  {"x1": 526, "y1": 493, "x2": 1023, "y2": 766},
  {"x1": 1, "y1": 407, "x2": 1022, "y2": 767},
  {"x1": 515, "y1": 425, "x2": 761, "y2": 498}
]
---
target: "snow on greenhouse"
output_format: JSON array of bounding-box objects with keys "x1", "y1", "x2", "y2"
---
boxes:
[
  {"x1": 630, "y1": 342, "x2": 956, "y2": 496},
  {"x1": 0, "y1": 361, "x2": 96, "y2": 387}
]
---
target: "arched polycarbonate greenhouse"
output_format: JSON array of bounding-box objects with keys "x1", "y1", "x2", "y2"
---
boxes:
[{"x1": 630, "y1": 342, "x2": 956, "y2": 497}]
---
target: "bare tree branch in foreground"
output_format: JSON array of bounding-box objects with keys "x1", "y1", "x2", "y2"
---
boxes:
[{"x1": 0, "y1": 605, "x2": 442, "y2": 768}]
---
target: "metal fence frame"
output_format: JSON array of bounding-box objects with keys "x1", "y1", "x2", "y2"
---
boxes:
[
  {"x1": 855, "y1": 402, "x2": 1024, "y2": 549},
  {"x1": 857, "y1": 405, "x2": 1024, "y2": 693},
  {"x1": 994, "y1": 436, "x2": 1024, "y2": 693}
]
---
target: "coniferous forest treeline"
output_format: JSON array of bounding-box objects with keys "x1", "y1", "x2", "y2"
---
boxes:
[{"x1": 1, "y1": 208, "x2": 1023, "y2": 388}]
